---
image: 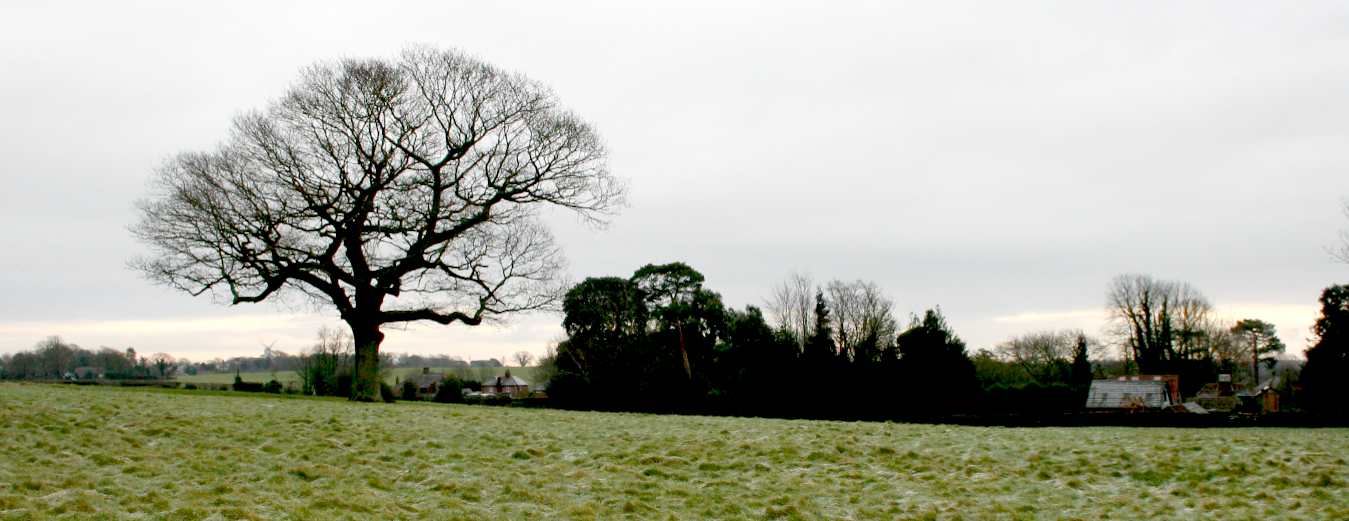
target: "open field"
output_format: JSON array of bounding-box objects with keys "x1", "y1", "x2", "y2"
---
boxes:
[
  {"x1": 178, "y1": 366, "x2": 538, "y2": 388},
  {"x1": 1, "y1": 383, "x2": 1345, "y2": 520}
]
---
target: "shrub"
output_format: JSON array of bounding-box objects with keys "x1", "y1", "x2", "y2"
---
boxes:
[
  {"x1": 402, "y1": 380, "x2": 418, "y2": 401},
  {"x1": 334, "y1": 371, "x2": 353, "y2": 398},
  {"x1": 433, "y1": 376, "x2": 464, "y2": 404},
  {"x1": 184, "y1": 383, "x2": 197, "y2": 390},
  {"x1": 232, "y1": 380, "x2": 264, "y2": 392},
  {"x1": 379, "y1": 382, "x2": 396, "y2": 403},
  {"x1": 262, "y1": 380, "x2": 283, "y2": 394}
]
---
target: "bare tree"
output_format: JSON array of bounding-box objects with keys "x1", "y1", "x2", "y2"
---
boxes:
[
  {"x1": 995, "y1": 330, "x2": 1079, "y2": 383},
  {"x1": 35, "y1": 336, "x2": 77, "y2": 378},
  {"x1": 512, "y1": 350, "x2": 534, "y2": 368},
  {"x1": 296, "y1": 326, "x2": 354, "y2": 396},
  {"x1": 149, "y1": 353, "x2": 176, "y2": 379},
  {"x1": 1106, "y1": 274, "x2": 1213, "y2": 373},
  {"x1": 824, "y1": 279, "x2": 896, "y2": 364},
  {"x1": 766, "y1": 271, "x2": 815, "y2": 350},
  {"x1": 133, "y1": 46, "x2": 624, "y2": 401}
]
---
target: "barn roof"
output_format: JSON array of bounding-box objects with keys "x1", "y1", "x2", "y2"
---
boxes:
[{"x1": 1085, "y1": 380, "x2": 1174, "y2": 409}]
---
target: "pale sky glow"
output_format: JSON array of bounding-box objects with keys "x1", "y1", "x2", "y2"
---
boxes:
[
  {"x1": 2, "y1": 1, "x2": 1347, "y2": 362},
  {"x1": 992, "y1": 310, "x2": 1108, "y2": 325}
]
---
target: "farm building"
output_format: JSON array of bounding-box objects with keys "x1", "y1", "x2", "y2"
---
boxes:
[
  {"x1": 1085, "y1": 375, "x2": 1180, "y2": 410},
  {"x1": 482, "y1": 370, "x2": 529, "y2": 397},
  {"x1": 1193, "y1": 374, "x2": 1241, "y2": 412},
  {"x1": 1192, "y1": 374, "x2": 1283, "y2": 414},
  {"x1": 1236, "y1": 377, "x2": 1282, "y2": 414}
]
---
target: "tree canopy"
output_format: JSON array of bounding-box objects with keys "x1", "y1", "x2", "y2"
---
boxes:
[{"x1": 133, "y1": 46, "x2": 624, "y2": 401}]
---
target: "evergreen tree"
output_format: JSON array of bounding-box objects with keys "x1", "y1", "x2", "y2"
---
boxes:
[
  {"x1": 802, "y1": 292, "x2": 838, "y2": 368},
  {"x1": 1302, "y1": 284, "x2": 1349, "y2": 415},
  {"x1": 1229, "y1": 319, "x2": 1285, "y2": 384},
  {"x1": 894, "y1": 308, "x2": 977, "y2": 415}
]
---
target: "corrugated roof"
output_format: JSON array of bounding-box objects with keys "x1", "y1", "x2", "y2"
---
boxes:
[{"x1": 1085, "y1": 380, "x2": 1173, "y2": 409}]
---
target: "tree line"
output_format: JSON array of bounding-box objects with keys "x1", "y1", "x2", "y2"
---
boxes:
[
  {"x1": 0, "y1": 338, "x2": 176, "y2": 380},
  {"x1": 543, "y1": 263, "x2": 1347, "y2": 419},
  {"x1": 545, "y1": 263, "x2": 1040, "y2": 418}
]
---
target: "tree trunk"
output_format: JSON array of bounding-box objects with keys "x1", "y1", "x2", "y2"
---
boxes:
[
  {"x1": 350, "y1": 322, "x2": 385, "y2": 402},
  {"x1": 1250, "y1": 335, "x2": 1259, "y2": 385},
  {"x1": 677, "y1": 324, "x2": 691, "y2": 381}
]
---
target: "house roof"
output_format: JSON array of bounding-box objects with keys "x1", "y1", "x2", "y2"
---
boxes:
[
  {"x1": 1085, "y1": 380, "x2": 1174, "y2": 409},
  {"x1": 1236, "y1": 377, "x2": 1280, "y2": 398},
  {"x1": 486, "y1": 375, "x2": 528, "y2": 387},
  {"x1": 412, "y1": 372, "x2": 445, "y2": 388}
]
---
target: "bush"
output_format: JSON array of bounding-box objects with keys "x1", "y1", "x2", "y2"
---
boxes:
[
  {"x1": 980, "y1": 382, "x2": 1080, "y2": 416},
  {"x1": 184, "y1": 383, "x2": 197, "y2": 390},
  {"x1": 262, "y1": 380, "x2": 283, "y2": 394},
  {"x1": 470, "y1": 393, "x2": 513, "y2": 406},
  {"x1": 334, "y1": 371, "x2": 353, "y2": 398},
  {"x1": 232, "y1": 380, "x2": 264, "y2": 392},
  {"x1": 380, "y1": 382, "x2": 396, "y2": 403},
  {"x1": 402, "y1": 380, "x2": 418, "y2": 401},
  {"x1": 433, "y1": 376, "x2": 464, "y2": 404}
]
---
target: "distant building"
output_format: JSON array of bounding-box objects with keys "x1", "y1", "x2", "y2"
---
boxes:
[
  {"x1": 482, "y1": 370, "x2": 529, "y2": 397},
  {"x1": 410, "y1": 368, "x2": 446, "y2": 399},
  {"x1": 1193, "y1": 374, "x2": 1241, "y2": 412},
  {"x1": 470, "y1": 359, "x2": 503, "y2": 368},
  {"x1": 1085, "y1": 375, "x2": 1180, "y2": 410},
  {"x1": 1236, "y1": 377, "x2": 1282, "y2": 414}
]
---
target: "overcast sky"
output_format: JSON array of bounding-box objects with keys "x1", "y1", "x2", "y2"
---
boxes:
[{"x1": 2, "y1": 1, "x2": 1347, "y2": 362}]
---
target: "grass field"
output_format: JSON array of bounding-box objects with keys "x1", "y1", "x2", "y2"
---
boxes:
[
  {"x1": 1, "y1": 383, "x2": 1345, "y2": 520},
  {"x1": 178, "y1": 366, "x2": 538, "y2": 388}
]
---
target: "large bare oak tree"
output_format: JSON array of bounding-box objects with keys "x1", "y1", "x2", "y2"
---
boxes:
[{"x1": 132, "y1": 47, "x2": 624, "y2": 401}]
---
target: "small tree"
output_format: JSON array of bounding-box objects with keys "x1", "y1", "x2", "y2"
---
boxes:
[
  {"x1": 1070, "y1": 333, "x2": 1093, "y2": 390},
  {"x1": 801, "y1": 292, "x2": 837, "y2": 368},
  {"x1": 297, "y1": 327, "x2": 353, "y2": 396},
  {"x1": 512, "y1": 351, "x2": 534, "y2": 368}
]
